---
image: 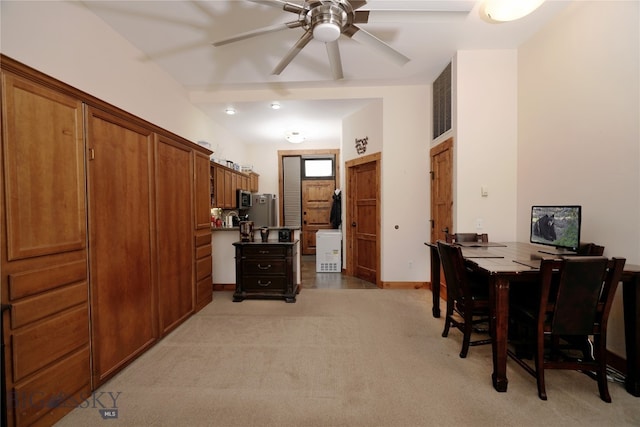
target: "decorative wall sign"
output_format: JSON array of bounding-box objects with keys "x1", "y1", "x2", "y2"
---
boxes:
[{"x1": 355, "y1": 136, "x2": 368, "y2": 154}]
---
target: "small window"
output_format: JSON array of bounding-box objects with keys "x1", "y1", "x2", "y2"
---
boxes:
[{"x1": 302, "y1": 156, "x2": 335, "y2": 179}]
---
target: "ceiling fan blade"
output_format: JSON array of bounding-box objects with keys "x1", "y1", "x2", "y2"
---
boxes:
[
  {"x1": 353, "y1": 10, "x2": 370, "y2": 24},
  {"x1": 272, "y1": 30, "x2": 314, "y2": 75},
  {"x1": 212, "y1": 21, "x2": 303, "y2": 47},
  {"x1": 326, "y1": 41, "x2": 344, "y2": 80},
  {"x1": 346, "y1": 25, "x2": 410, "y2": 66},
  {"x1": 248, "y1": 0, "x2": 306, "y2": 14},
  {"x1": 349, "y1": 1, "x2": 368, "y2": 10},
  {"x1": 364, "y1": 10, "x2": 469, "y2": 23}
]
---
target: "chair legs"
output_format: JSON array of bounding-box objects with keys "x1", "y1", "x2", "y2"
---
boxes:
[
  {"x1": 441, "y1": 301, "x2": 453, "y2": 338},
  {"x1": 594, "y1": 337, "x2": 612, "y2": 403},
  {"x1": 510, "y1": 334, "x2": 613, "y2": 402},
  {"x1": 460, "y1": 312, "x2": 474, "y2": 358},
  {"x1": 535, "y1": 332, "x2": 547, "y2": 400},
  {"x1": 441, "y1": 303, "x2": 491, "y2": 359}
]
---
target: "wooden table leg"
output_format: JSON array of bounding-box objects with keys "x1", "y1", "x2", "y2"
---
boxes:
[
  {"x1": 623, "y1": 273, "x2": 640, "y2": 396},
  {"x1": 490, "y1": 275, "x2": 510, "y2": 392},
  {"x1": 429, "y1": 245, "x2": 441, "y2": 318}
]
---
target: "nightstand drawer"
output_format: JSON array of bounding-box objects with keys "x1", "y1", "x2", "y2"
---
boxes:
[
  {"x1": 244, "y1": 259, "x2": 286, "y2": 275},
  {"x1": 242, "y1": 245, "x2": 287, "y2": 258},
  {"x1": 243, "y1": 276, "x2": 287, "y2": 292}
]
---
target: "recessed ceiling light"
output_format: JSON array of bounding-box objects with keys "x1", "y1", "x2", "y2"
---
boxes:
[
  {"x1": 225, "y1": 107, "x2": 236, "y2": 115},
  {"x1": 270, "y1": 102, "x2": 281, "y2": 110}
]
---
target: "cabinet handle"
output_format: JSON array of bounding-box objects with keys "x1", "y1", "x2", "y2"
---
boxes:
[
  {"x1": 259, "y1": 250, "x2": 269, "y2": 254},
  {"x1": 257, "y1": 280, "x2": 271, "y2": 287},
  {"x1": 257, "y1": 264, "x2": 272, "y2": 270}
]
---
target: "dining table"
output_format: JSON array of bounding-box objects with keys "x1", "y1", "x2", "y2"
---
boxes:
[{"x1": 425, "y1": 241, "x2": 640, "y2": 397}]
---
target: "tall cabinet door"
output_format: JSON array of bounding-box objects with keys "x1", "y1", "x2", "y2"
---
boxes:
[
  {"x1": 85, "y1": 106, "x2": 156, "y2": 386},
  {"x1": 194, "y1": 152, "x2": 212, "y2": 311},
  {"x1": 1, "y1": 72, "x2": 90, "y2": 427},
  {"x1": 155, "y1": 135, "x2": 194, "y2": 335}
]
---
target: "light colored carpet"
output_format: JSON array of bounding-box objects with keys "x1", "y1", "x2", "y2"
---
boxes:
[{"x1": 57, "y1": 289, "x2": 640, "y2": 426}]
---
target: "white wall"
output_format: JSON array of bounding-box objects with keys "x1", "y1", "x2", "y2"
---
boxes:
[
  {"x1": 517, "y1": 1, "x2": 640, "y2": 357},
  {"x1": 247, "y1": 139, "x2": 340, "y2": 196},
  {"x1": 342, "y1": 100, "x2": 383, "y2": 160},
  {"x1": 454, "y1": 50, "x2": 519, "y2": 242},
  {"x1": 0, "y1": 0, "x2": 247, "y2": 159}
]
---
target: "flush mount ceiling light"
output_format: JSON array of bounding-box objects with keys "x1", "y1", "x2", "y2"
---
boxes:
[
  {"x1": 285, "y1": 131, "x2": 305, "y2": 144},
  {"x1": 310, "y1": 3, "x2": 346, "y2": 43},
  {"x1": 482, "y1": 0, "x2": 545, "y2": 22},
  {"x1": 270, "y1": 102, "x2": 281, "y2": 110},
  {"x1": 225, "y1": 107, "x2": 236, "y2": 115}
]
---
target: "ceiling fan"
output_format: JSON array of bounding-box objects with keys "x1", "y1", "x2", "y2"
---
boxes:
[{"x1": 212, "y1": 0, "x2": 470, "y2": 80}]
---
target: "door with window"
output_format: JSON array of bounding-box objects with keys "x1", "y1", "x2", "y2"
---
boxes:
[{"x1": 279, "y1": 150, "x2": 340, "y2": 256}]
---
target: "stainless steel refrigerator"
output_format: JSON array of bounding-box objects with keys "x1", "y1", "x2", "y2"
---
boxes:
[{"x1": 248, "y1": 193, "x2": 278, "y2": 227}]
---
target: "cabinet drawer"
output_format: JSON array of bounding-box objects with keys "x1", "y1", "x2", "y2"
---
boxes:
[
  {"x1": 242, "y1": 245, "x2": 287, "y2": 258},
  {"x1": 244, "y1": 259, "x2": 286, "y2": 275},
  {"x1": 243, "y1": 276, "x2": 287, "y2": 292}
]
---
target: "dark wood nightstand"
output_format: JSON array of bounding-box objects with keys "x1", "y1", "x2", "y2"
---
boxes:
[{"x1": 232, "y1": 241, "x2": 299, "y2": 303}]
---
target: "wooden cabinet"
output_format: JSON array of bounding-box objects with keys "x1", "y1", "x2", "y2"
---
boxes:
[
  {"x1": 1, "y1": 71, "x2": 91, "y2": 427},
  {"x1": 1, "y1": 55, "x2": 213, "y2": 427},
  {"x1": 224, "y1": 168, "x2": 234, "y2": 208},
  {"x1": 86, "y1": 106, "x2": 157, "y2": 386},
  {"x1": 155, "y1": 135, "x2": 195, "y2": 335},
  {"x1": 249, "y1": 172, "x2": 260, "y2": 193},
  {"x1": 211, "y1": 163, "x2": 254, "y2": 209},
  {"x1": 232, "y1": 242, "x2": 299, "y2": 303},
  {"x1": 194, "y1": 153, "x2": 213, "y2": 311}
]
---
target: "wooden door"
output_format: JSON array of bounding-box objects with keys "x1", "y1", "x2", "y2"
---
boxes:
[
  {"x1": 301, "y1": 180, "x2": 335, "y2": 254},
  {"x1": 430, "y1": 138, "x2": 453, "y2": 297},
  {"x1": 346, "y1": 153, "x2": 380, "y2": 286},
  {"x1": 86, "y1": 106, "x2": 156, "y2": 386},
  {"x1": 155, "y1": 135, "x2": 194, "y2": 335},
  {"x1": 1, "y1": 72, "x2": 91, "y2": 427}
]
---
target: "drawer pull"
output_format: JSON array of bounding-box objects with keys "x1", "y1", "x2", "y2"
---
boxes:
[
  {"x1": 257, "y1": 280, "x2": 272, "y2": 287},
  {"x1": 258, "y1": 250, "x2": 270, "y2": 254},
  {"x1": 257, "y1": 264, "x2": 272, "y2": 270}
]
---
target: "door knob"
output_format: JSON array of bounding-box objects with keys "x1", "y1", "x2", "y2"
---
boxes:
[{"x1": 351, "y1": 222, "x2": 356, "y2": 227}]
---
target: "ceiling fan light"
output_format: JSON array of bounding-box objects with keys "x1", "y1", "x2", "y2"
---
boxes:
[
  {"x1": 285, "y1": 131, "x2": 305, "y2": 144},
  {"x1": 313, "y1": 22, "x2": 341, "y2": 43},
  {"x1": 482, "y1": 0, "x2": 545, "y2": 22}
]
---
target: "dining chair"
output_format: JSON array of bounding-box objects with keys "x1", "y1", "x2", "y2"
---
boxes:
[
  {"x1": 507, "y1": 256, "x2": 626, "y2": 401},
  {"x1": 577, "y1": 242, "x2": 605, "y2": 256},
  {"x1": 437, "y1": 241, "x2": 492, "y2": 358},
  {"x1": 445, "y1": 233, "x2": 489, "y2": 244}
]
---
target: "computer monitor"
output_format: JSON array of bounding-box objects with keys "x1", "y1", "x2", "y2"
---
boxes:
[{"x1": 530, "y1": 205, "x2": 581, "y2": 254}]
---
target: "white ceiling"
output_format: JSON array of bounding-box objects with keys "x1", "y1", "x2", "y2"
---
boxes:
[{"x1": 83, "y1": 0, "x2": 570, "y2": 145}]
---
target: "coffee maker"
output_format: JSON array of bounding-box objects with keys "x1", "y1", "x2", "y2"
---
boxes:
[{"x1": 239, "y1": 221, "x2": 254, "y2": 242}]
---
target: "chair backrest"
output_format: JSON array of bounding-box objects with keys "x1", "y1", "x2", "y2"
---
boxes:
[
  {"x1": 437, "y1": 241, "x2": 471, "y2": 302},
  {"x1": 445, "y1": 233, "x2": 489, "y2": 244},
  {"x1": 538, "y1": 257, "x2": 625, "y2": 336},
  {"x1": 577, "y1": 242, "x2": 605, "y2": 256}
]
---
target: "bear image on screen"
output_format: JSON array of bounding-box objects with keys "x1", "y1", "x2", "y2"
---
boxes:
[{"x1": 530, "y1": 205, "x2": 581, "y2": 252}]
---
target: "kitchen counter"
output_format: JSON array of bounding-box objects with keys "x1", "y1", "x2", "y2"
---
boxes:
[
  {"x1": 211, "y1": 226, "x2": 301, "y2": 232},
  {"x1": 211, "y1": 227, "x2": 301, "y2": 286}
]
